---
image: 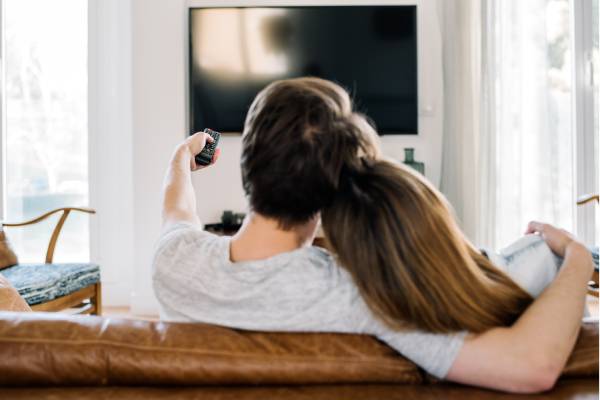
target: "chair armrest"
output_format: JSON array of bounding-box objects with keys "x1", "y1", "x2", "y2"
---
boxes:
[
  {"x1": 3, "y1": 207, "x2": 95, "y2": 228},
  {"x1": 589, "y1": 270, "x2": 599, "y2": 298},
  {"x1": 577, "y1": 194, "x2": 599, "y2": 206},
  {"x1": 3, "y1": 207, "x2": 95, "y2": 263}
]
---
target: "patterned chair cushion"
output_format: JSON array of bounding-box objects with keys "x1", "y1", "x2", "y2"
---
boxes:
[{"x1": 1, "y1": 263, "x2": 100, "y2": 305}]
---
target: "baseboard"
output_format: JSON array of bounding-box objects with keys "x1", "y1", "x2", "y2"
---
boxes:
[
  {"x1": 130, "y1": 291, "x2": 160, "y2": 317},
  {"x1": 101, "y1": 281, "x2": 131, "y2": 307}
]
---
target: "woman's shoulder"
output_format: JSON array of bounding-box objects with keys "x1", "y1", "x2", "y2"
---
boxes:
[
  {"x1": 302, "y1": 245, "x2": 341, "y2": 271},
  {"x1": 298, "y1": 246, "x2": 358, "y2": 285},
  {"x1": 305, "y1": 245, "x2": 335, "y2": 261}
]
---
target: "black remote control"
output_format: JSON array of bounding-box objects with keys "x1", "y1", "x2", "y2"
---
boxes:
[{"x1": 195, "y1": 128, "x2": 220, "y2": 166}]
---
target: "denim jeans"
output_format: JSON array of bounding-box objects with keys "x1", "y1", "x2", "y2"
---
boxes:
[{"x1": 484, "y1": 235, "x2": 598, "y2": 299}]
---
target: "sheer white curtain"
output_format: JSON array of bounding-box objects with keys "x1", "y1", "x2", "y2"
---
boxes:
[
  {"x1": 437, "y1": 0, "x2": 482, "y2": 242},
  {"x1": 439, "y1": 0, "x2": 574, "y2": 249},
  {"x1": 480, "y1": 0, "x2": 574, "y2": 249}
]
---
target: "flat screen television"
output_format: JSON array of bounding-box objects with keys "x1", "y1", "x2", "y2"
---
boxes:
[{"x1": 188, "y1": 6, "x2": 417, "y2": 135}]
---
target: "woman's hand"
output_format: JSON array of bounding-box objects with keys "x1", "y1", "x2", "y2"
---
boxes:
[
  {"x1": 525, "y1": 221, "x2": 575, "y2": 258},
  {"x1": 180, "y1": 131, "x2": 221, "y2": 171}
]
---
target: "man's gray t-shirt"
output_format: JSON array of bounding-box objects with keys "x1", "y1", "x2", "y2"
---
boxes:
[{"x1": 152, "y1": 222, "x2": 466, "y2": 379}]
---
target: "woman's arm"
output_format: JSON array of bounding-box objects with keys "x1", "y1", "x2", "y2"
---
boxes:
[
  {"x1": 162, "y1": 132, "x2": 220, "y2": 229},
  {"x1": 446, "y1": 224, "x2": 594, "y2": 393}
]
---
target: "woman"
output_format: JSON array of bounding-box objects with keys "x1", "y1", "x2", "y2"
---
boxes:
[
  {"x1": 154, "y1": 77, "x2": 595, "y2": 394},
  {"x1": 322, "y1": 158, "x2": 595, "y2": 333}
]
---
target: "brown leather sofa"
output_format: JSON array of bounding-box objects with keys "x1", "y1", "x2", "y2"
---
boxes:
[{"x1": 0, "y1": 311, "x2": 597, "y2": 400}]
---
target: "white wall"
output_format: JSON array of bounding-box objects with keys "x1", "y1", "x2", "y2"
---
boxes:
[
  {"x1": 93, "y1": 0, "x2": 443, "y2": 313},
  {"x1": 89, "y1": 0, "x2": 135, "y2": 306},
  {"x1": 188, "y1": 0, "x2": 445, "y2": 224}
]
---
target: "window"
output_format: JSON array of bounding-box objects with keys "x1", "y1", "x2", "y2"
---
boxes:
[
  {"x1": 487, "y1": 0, "x2": 598, "y2": 249},
  {"x1": 489, "y1": 0, "x2": 574, "y2": 248},
  {"x1": 573, "y1": 0, "x2": 599, "y2": 245},
  {"x1": 3, "y1": 0, "x2": 88, "y2": 262},
  {"x1": 591, "y1": 0, "x2": 599, "y2": 242}
]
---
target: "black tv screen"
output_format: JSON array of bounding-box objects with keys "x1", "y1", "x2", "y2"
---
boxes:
[{"x1": 188, "y1": 6, "x2": 417, "y2": 135}]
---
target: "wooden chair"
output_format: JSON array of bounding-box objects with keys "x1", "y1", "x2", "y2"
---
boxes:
[
  {"x1": 577, "y1": 194, "x2": 599, "y2": 298},
  {"x1": 577, "y1": 194, "x2": 599, "y2": 206},
  {"x1": 2, "y1": 207, "x2": 101, "y2": 315}
]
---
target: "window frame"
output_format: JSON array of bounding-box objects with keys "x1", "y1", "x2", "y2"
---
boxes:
[
  {"x1": 0, "y1": 0, "x2": 4, "y2": 220},
  {"x1": 572, "y1": 0, "x2": 598, "y2": 245}
]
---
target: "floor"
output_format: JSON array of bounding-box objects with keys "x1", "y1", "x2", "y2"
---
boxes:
[{"x1": 103, "y1": 306, "x2": 158, "y2": 321}]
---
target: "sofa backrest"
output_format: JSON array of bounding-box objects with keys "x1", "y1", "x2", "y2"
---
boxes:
[{"x1": 0, "y1": 312, "x2": 595, "y2": 387}]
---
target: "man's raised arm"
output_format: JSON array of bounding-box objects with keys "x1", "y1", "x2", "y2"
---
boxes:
[{"x1": 161, "y1": 132, "x2": 220, "y2": 229}]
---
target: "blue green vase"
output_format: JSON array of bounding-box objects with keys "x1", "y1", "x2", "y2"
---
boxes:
[{"x1": 403, "y1": 148, "x2": 425, "y2": 175}]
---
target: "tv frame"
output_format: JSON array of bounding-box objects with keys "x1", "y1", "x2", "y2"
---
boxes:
[
  {"x1": 185, "y1": 0, "x2": 444, "y2": 186},
  {"x1": 185, "y1": 0, "x2": 422, "y2": 136}
]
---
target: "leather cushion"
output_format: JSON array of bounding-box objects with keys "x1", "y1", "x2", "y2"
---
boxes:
[
  {"x1": 0, "y1": 274, "x2": 30, "y2": 312},
  {"x1": 2, "y1": 263, "x2": 100, "y2": 305},
  {"x1": 0, "y1": 230, "x2": 18, "y2": 270},
  {"x1": 0, "y1": 312, "x2": 422, "y2": 386},
  {"x1": 562, "y1": 322, "x2": 599, "y2": 378},
  {"x1": 0, "y1": 312, "x2": 595, "y2": 387}
]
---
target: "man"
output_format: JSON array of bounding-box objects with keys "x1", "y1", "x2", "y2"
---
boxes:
[{"x1": 153, "y1": 77, "x2": 593, "y2": 393}]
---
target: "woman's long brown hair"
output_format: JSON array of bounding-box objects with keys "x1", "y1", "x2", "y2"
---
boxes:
[{"x1": 322, "y1": 159, "x2": 533, "y2": 333}]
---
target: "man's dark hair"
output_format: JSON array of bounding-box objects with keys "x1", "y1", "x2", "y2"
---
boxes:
[{"x1": 241, "y1": 77, "x2": 379, "y2": 229}]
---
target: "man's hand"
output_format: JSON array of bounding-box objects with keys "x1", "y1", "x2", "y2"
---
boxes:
[
  {"x1": 180, "y1": 131, "x2": 221, "y2": 171},
  {"x1": 563, "y1": 241, "x2": 595, "y2": 278},
  {"x1": 525, "y1": 222, "x2": 593, "y2": 277},
  {"x1": 161, "y1": 132, "x2": 222, "y2": 228},
  {"x1": 525, "y1": 221, "x2": 575, "y2": 257}
]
